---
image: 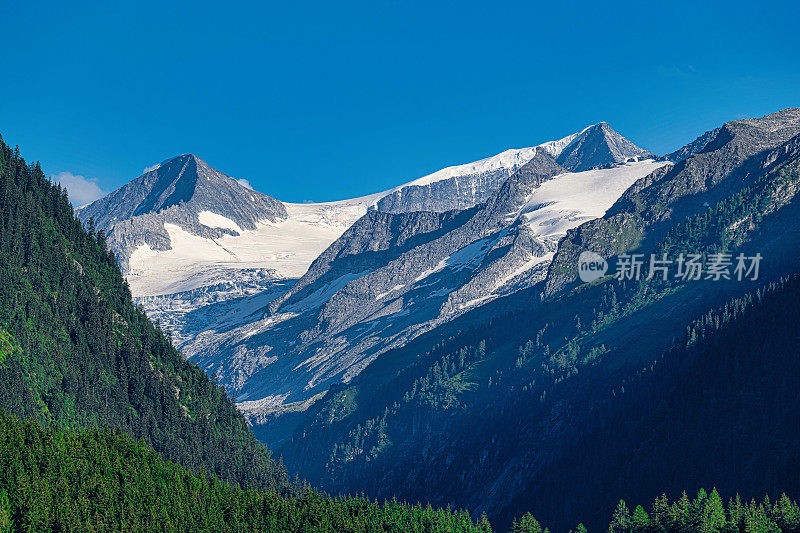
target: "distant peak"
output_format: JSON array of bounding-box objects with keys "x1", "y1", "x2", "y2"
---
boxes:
[
  {"x1": 587, "y1": 121, "x2": 619, "y2": 135},
  {"x1": 156, "y1": 153, "x2": 203, "y2": 168},
  {"x1": 554, "y1": 121, "x2": 653, "y2": 171}
]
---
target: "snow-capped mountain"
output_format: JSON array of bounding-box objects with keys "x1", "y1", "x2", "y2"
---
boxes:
[
  {"x1": 190, "y1": 156, "x2": 667, "y2": 429},
  {"x1": 553, "y1": 121, "x2": 653, "y2": 171},
  {"x1": 78, "y1": 121, "x2": 658, "y2": 440},
  {"x1": 80, "y1": 122, "x2": 650, "y2": 298},
  {"x1": 78, "y1": 154, "x2": 287, "y2": 276},
  {"x1": 374, "y1": 122, "x2": 652, "y2": 213}
]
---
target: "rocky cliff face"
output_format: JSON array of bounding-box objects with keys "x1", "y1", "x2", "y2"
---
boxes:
[{"x1": 78, "y1": 121, "x2": 659, "y2": 440}]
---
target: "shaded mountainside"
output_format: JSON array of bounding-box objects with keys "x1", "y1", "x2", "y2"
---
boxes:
[
  {"x1": 502, "y1": 272, "x2": 800, "y2": 531},
  {"x1": 0, "y1": 138, "x2": 290, "y2": 492},
  {"x1": 276, "y1": 110, "x2": 800, "y2": 531}
]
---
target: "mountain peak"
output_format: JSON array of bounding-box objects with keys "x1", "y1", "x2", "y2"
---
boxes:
[
  {"x1": 158, "y1": 153, "x2": 203, "y2": 167},
  {"x1": 77, "y1": 153, "x2": 287, "y2": 271},
  {"x1": 374, "y1": 124, "x2": 652, "y2": 214},
  {"x1": 555, "y1": 121, "x2": 653, "y2": 171},
  {"x1": 114, "y1": 152, "x2": 263, "y2": 218}
]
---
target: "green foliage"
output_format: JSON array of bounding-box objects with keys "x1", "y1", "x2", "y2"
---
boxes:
[
  {"x1": 586, "y1": 489, "x2": 800, "y2": 533},
  {"x1": 0, "y1": 328, "x2": 13, "y2": 366},
  {"x1": 0, "y1": 413, "x2": 488, "y2": 532},
  {"x1": 511, "y1": 512, "x2": 547, "y2": 533},
  {"x1": 3, "y1": 407, "x2": 794, "y2": 533},
  {"x1": 0, "y1": 137, "x2": 289, "y2": 492}
]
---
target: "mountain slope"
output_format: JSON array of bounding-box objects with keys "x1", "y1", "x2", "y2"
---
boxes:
[
  {"x1": 0, "y1": 138, "x2": 290, "y2": 492},
  {"x1": 544, "y1": 108, "x2": 800, "y2": 296},
  {"x1": 502, "y1": 271, "x2": 800, "y2": 530},
  {"x1": 275, "y1": 109, "x2": 800, "y2": 531},
  {"x1": 188, "y1": 153, "x2": 664, "y2": 438}
]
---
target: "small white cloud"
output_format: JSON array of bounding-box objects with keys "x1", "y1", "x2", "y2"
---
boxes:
[
  {"x1": 143, "y1": 163, "x2": 161, "y2": 174},
  {"x1": 52, "y1": 172, "x2": 107, "y2": 207},
  {"x1": 236, "y1": 178, "x2": 253, "y2": 190}
]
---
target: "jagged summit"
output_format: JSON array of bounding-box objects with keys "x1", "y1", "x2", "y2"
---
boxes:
[
  {"x1": 555, "y1": 122, "x2": 654, "y2": 171},
  {"x1": 82, "y1": 153, "x2": 284, "y2": 223},
  {"x1": 374, "y1": 122, "x2": 654, "y2": 213},
  {"x1": 77, "y1": 153, "x2": 287, "y2": 272}
]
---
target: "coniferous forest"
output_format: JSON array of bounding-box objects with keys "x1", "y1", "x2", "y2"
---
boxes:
[{"x1": 1, "y1": 411, "x2": 799, "y2": 532}]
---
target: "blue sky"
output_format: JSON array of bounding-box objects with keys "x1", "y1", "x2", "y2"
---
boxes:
[{"x1": 1, "y1": 0, "x2": 798, "y2": 204}]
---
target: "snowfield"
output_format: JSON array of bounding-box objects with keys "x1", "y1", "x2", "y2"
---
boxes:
[
  {"x1": 518, "y1": 159, "x2": 668, "y2": 238},
  {"x1": 124, "y1": 134, "x2": 588, "y2": 297},
  {"x1": 127, "y1": 201, "x2": 374, "y2": 296}
]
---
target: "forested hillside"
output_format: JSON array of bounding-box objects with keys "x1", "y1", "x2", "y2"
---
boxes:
[
  {"x1": 0, "y1": 413, "x2": 491, "y2": 532},
  {"x1": 0, "y1": 136, "x2": 290, "y2": 492},
  {"x1": 499, "y1": 271, "x2": 800, "y2": 529}
]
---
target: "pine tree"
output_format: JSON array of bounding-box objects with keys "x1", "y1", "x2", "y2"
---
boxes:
[{"x1": 609, "y1": 500, "x2": 631, "y2": 533}]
